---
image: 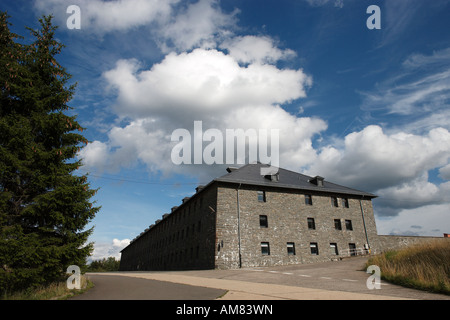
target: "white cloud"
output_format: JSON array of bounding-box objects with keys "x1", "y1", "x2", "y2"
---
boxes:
[
  {"x1": 376, "y1": 204, "x2": 450, "y2": 237},
  {"x1": 306, "y1": 125, "x2": 450, "y2": 218},
  {"x1": 375, "y1": 174, "x2": 450, "y2": 215},
  {"x1": 402, "y1": 47, "x2": 450, "y2": 69},
  {"x1": 304, "y1": 0, "x2": 345, "y2": 8},
  {"x1": 77, "y1": 46, "x2": 323, "y2": 180},
  {"x1": 66, "y1": 0, "x2": 450, "y2": 233},
  {"x1": 36, "y1": 0, "x2": 239, "y2": 54},
  {"x1": 308, "y1": 125, "x2": 450, "y2": 192},
  {"x1": 220, "y1": 35, "x2": 296, "y2": 65},
  {"x1": 158, "y1": 0, "x2": 238, "y2": 52},
  {"x1": 362, "y1": 69, "x2": 450, "y2": 117},
  {"x1": 439, "y1": 164, "x2": 450, "y2": 180},
  {"x1": 90, "y1": 238, "x2": 130, "y2": 262},
  {"x1": 362, "y1": 47, "x2": 450, "y2": 133},
  {"x1": 103, "y1": 49, "x2": 312, "y2": 120},
  {"x1": 78, "y1": 141, "x2": 110, "y2": 171},
  {"x1": 34, "y1": 0, "x2": 179, "y2": 33}
]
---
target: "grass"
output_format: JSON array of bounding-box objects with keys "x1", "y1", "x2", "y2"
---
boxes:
[
  {"x1": 2, "y1": 274, "x2": 93, "y2": 300},
  {"x1": 367, "y1": 241, "x2": 450, "y2": 295}
]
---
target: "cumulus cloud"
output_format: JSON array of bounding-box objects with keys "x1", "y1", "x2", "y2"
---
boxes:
[
  {"x1": 35, "y1": 0, "x2": 238, "y2": 53},
  {"x1": 220, "y1": 35, "x2": 296, "y2": 65},
  {"x1": 79, "y1": 47, "x2": 321, "y2": 180},
  {"x1": 308, "y1": 125, "x2": 450, "y2": 191},
  {"x1": 89, "y1": 238, "x2": 130, "y2": 261},
  {"x1": 157, "y1": 0, "x2": 239, "y2": 52},
  {"x1": 103, "y1": 49, "x2": 311, "y2": 120},
  {"x1": 306, "y1": 125, "x2": 450, "y2": 216},
  {"x1": 34, "y1": 0, "x2": 179, "y2": 33},
  {"x1": 439, "y1": 164, "x2": 450, "y2": 180},
  {"x1": 63, "y1": 0, "x2": 450, "y2": 229}
]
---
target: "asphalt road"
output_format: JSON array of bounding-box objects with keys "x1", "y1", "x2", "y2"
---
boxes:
[
  {"x1": 71, "y1": 257, "x2": 450, "y2": 300},
  {"x1": 70, "y1": 274, "x2": 226, "y2": 300}
]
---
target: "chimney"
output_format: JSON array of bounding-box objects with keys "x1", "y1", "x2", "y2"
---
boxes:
[
  {"x1": 226, "y1": 167, "x2": 238, "y2": 173},
  {"x1": 195, "y1": 185, "x2": 205, "y2": 193}
]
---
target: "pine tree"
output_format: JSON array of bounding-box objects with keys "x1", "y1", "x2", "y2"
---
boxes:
[{"x1": 0, "y1": 13, "x2": 100, "y2": 294}]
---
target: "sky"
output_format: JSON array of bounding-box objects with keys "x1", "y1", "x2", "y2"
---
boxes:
[{"x1": 2, "y1": 0, "x2": 450, "y2": 261}]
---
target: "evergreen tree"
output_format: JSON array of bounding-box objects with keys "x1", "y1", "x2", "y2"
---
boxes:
[{"x1": 0, "y1": 13, "x2": 100, "y2": 294}]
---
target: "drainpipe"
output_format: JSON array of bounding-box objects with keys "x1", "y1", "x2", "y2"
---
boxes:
[
  {"x1": 236, "y1": 183, "x2": 242, "y2": 268},
  {"x1": 359, "y1": 196, "x2": 370, "y2": 253}
]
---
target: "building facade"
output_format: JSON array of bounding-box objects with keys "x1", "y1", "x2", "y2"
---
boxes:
[{"x1": 119, "y1": 163, "x2": 379, "y2": 271}]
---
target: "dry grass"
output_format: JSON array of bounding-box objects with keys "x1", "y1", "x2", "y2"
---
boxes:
[
  {"x1": 368, "y1": 241, "x2": 450, "y2": 295},
  {"x1": 3, "y1": 274, "x2": 92, "y2": 300}
]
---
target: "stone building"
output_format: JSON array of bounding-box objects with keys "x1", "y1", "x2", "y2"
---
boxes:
[{"x1": 119, "y1": 163, "x2": 379, "y2": 271}]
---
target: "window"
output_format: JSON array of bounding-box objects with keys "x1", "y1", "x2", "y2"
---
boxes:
[
  {"x1": 349, "y1": 243, "x2": 357, "y2": 256},
  {"x1": 261, "y1": 242, "x2": 270, "y2": 255},
  {"x1": 331, "y1": 196, "x2": 339, "y2": 207},
  {"x1": 305, "y1": 194, "x2": 313, "y2": 205},
  {"x1": 287, "y1": 242, "x2": 296, "y2": 256},
  {"x1": 257, "y1": 191, "x2": 266, "y2": 202},
  {"x1": 310, "y1": 242, "x2": 319, "y2": 255},
  {"x1": 334, "y1": 219, "x2": 342, "y2": 230},
  {"x1": 330, "y1": 243, "x2": 339, "y2": 255},
  {"x1": 342, "y1": 198, "x2": 349, "y2": 208},
  {"x1": 345, "y1": 219, "x2": 353, "y2": 231},
  {"x1": 307, "y1": 217, "x2": 316, "y2": 230},
  {"x1": 259, "y1": 215, "x2": 268, "y2": 228}
]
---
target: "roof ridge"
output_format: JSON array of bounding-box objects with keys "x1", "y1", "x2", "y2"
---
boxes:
[{"x1": 214, "y1": 163, "x2": 376, "y2": 198}]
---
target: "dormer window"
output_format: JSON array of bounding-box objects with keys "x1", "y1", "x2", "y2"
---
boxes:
[
  {"x1": 264, "y1": 173, "x2": 279, "y2": 182},
  {"x1": 309, "y1": 176, "x2": 324, "y2": 187}
]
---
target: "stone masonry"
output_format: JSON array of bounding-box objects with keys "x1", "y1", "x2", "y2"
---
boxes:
[
  {"x1": 215, "y1": 183, "x2": 379, "y2": 269},
  {"x1": 120, "y1": 163, "x2": 449, "y2": 271}
]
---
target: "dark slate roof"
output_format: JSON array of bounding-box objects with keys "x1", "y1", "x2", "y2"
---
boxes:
[{"x1": 214, "y1": 163, "x2": 377, "y2": 198}]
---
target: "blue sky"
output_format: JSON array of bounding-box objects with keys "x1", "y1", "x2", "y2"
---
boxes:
[{"x1": 3, "y1": 0, "x2": 450, "y2": 260}]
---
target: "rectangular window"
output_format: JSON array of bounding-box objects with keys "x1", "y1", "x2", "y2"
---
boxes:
[
  {"x1": 334, "y1": 219, "x2": 342, "y2": 230},
  {"x1": 330, "y1": 243, "x2": 339, "y2": 255},
  {"x1": 345, "y1": 219, "x2": 353, "y2": 231},
  {"x1": 261, "y1": 242, "x2": 270, "y2": 255},
  {"x1": 331, "y1": 196, "x2": 339, "y2": 207},
  {"x1": 287, "y1": 242, "x2": 296, "y2": 256},
  {"x1": 342, "y1": 198, "x2": 349, "y2": 208},
  {"x1": 257, "y1": 191, "x2": 266, "y2": 202},
  {"x1": 349, "y1": 243, "x2": 357, "y2": 256},
  {"x1": 259, "y1": 215, "x2": 268, "y2": 228},
  {"x1": 310, "y1": 242, "x2": 319, "y2": 255},
  {"x1": 307, "y1": 217, "x2": 316, "y2": 230},
  {"x1": 305, "y1": 194, "x2": 313, "y2": 205}
]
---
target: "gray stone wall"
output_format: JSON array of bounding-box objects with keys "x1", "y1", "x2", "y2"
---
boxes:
[
  {"x1": 376, "y1": 235, "x2": 449, "y2": 252},
  {"x1": 119, "y1": 183, "x2": 218, "y2": 271},
  {"x1": 120, "y1": 179, "x2": 449, "y2": 271},
  {"x1": 214, "y1": 183, "x2": 378, "y2": 269}
]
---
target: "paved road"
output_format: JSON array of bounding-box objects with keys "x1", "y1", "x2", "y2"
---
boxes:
[
  {"x1": 72, "y1": 257, "x2": 450, "y2": 300},
  {"x1": 70, "y1": 274, "x2": 226, "y2": 300}
]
